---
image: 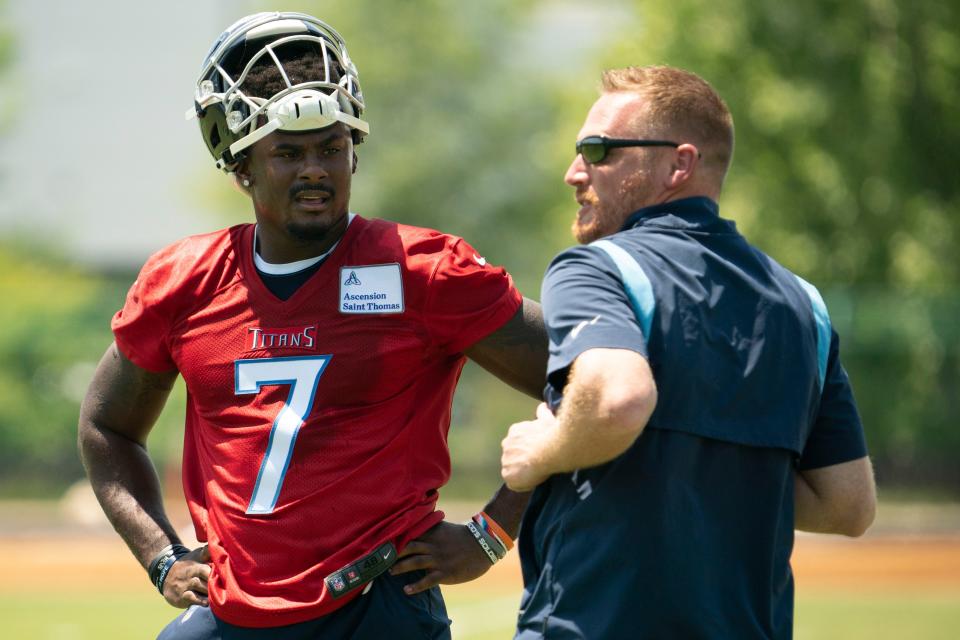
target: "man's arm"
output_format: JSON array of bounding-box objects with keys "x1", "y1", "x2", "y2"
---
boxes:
[
  {"x1": 794, "y1": 457, "x2": 876, "y2": 537},
  {"x1": 795, "y1": 328, "x2": 875, "y2": 537},
  {"x1": 78, "y1": 342, "x2": 210, "y2": 607},
  {"x1": 465, "y1": 297, "x2": 548, "y2": 399},
  {"x1": 501, "y1": 347, "x2": 657, "y2": 492}
]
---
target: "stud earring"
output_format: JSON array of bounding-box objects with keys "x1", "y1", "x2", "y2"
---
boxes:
[{"x1": 242, "y1": 178, "x2": 251, "y2": 187}]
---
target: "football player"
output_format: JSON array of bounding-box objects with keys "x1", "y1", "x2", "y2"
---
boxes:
[{"x1": 78, "y1": 12, "x2": 545, "y2": 640}]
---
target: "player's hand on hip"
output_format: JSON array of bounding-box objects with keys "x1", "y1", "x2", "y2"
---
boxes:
[
  {"x1": 501, "y1": 402, "x2": 557, "y2": 492},
  {"x1": 389, "y1": 521, "x2": 493, "y2": 595},
  {"x1": 162, "y1": 544, "x2": 212, "y2": 609}
]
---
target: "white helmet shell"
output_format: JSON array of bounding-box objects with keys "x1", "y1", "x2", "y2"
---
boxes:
[{"x1": 190, "y1": 12, "x2": 369, "y2": 172}]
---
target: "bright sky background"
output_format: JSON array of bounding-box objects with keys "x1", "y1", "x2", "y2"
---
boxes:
[
  {"x1": 0, "y1": 0, "x2": 242, "y2": 267},
  {"x1": 0, "y1": 1, "x2": 626, "y2": 268}
]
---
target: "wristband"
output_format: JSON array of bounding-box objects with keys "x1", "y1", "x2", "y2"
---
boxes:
[
  {"x1": 147, "y1": 544, "x2": 191, "y2": 594},
  {"x1": 475, "y1": 511, "x2": 514, "y2": 551},
  {"x1": 466, "y1": 520, "x2": 503, "y2": 564},
  {"x1": 470, "y1": 514, "x2": 507, "y2": 557}
]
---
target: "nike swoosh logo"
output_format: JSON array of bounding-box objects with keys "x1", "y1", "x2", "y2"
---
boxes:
[
  {"x1": 570, "y1": 315, "x2": 601, "y2": 339},
  {"x1": 473, "y1": 254, "x2": 487, "y2": 267}
]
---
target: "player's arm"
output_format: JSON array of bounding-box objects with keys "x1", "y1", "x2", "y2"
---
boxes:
[
  {"x1": 794, "y1": 457, "x2": 876, "y2": 537},
  {"x1": 393, "y1": 299, "x2": 544, "y2": 594},
  {"x1": 395, "y1": 297, "x2": 539, "y2": 594},
  {"x1": 78, "y1": 342, "x2": 210, "y2": 607},
  {"x1": 465, "y1": 297, "x2": 548, "y2": 399},
  {"x1": 501, "y1": 347, "x2": 657, "y2": 492},
  {"x1": 391, "y1": 482, "x2": 531, "y2": 594}
]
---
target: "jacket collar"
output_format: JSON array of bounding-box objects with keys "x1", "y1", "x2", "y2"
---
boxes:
[{"x1": 620, "y1": 196, "x2": 721, "y2": 232}]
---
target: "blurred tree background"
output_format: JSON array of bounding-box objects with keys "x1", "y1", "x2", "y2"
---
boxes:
[{"x1": 0, "y1": 0, "x2": 957, "y2": 500}]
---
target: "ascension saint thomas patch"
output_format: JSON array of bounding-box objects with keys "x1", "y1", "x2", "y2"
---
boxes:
[{"x1": 339, "y1": 264, "x2": 404, "y2": 314}]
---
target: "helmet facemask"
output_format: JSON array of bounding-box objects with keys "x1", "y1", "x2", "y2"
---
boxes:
[{"x1": 190, "y1": 13, "x2": 369, "y2": 172}]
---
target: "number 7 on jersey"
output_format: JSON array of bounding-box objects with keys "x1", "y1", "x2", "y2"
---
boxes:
[{"x1": 234, "y1": 355, "x2": 332, "y2": 515}]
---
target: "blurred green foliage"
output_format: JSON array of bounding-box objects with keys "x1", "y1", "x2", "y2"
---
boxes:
[
  {"x1": 607, "y1": 0, "x2": 960, "y2": 492},
  {"x1": 0, "y1": 242, "x2": 185, "y2": 497},
  {"x1": 0, "y1": 0, "x2": 957, "y2": 498},
  {"x1": 611, "y1": 0, "x2": 960, "y2": 289},
  {"x1": 0, "y1": 244, "x2": 115, "y2": 495}
]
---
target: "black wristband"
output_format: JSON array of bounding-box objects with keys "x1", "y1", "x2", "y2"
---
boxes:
[
  {"x1": 466, "y1": 521, "x2": 502, "y2": 564},
  {"x1": 147, "y1": 544, "x2": 191, "y2": 594}
]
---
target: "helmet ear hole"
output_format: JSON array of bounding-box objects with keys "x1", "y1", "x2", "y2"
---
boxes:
[{"x1": 209, "y1": 125, "x2": 221, "y2": 150}]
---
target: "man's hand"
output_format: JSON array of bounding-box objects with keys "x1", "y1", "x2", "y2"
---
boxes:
[
  {"x1": 161, "y1": 545, "x2": 212, "y2": 608},
  {"x1": 389, "y1": 521, "x2": 493, "y2": 595},
  {"x1": 501, "y1": 402, "x2": 558, "y2": 492}
]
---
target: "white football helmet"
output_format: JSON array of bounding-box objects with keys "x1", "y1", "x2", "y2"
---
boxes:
[{"x1": 189, "y1": 12, "x2": 369, "y2": 172}]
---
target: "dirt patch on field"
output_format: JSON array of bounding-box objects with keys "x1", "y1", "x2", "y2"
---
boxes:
[
  {"x1": 2, "y1": 497, "x2": 958, "y2": 594},
  {"x1": 478, "y1": 533, "x2": 960, "y2": 592},
  {"x1": 792, "y1": 533, "x2": 960, "y2": 590},
  {"x1": 2, "y1": 533, "x2": 958, "y2": 594}
]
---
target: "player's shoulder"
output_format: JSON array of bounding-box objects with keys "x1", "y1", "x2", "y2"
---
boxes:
[
  {"x1": 353, "y1": 216, "x2": 472, "y2": 270},
  {"x1": 145, "y1": 225, "x2": 246, "y2": 264},
  {"x1": 360, "y1": 216, "x2": 460, "y2": 250},
  {"x1": 136, "y1": 224, "x2": 250, "y2": 298}
]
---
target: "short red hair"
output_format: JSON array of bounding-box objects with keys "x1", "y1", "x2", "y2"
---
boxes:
[{"x1": 602, "y1": 66, "x2": 734, "y2": 180}]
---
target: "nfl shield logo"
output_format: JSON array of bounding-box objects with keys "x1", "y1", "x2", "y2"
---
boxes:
[{"x1": 331, "y1": 575, "x2": 346, "y2": 592}]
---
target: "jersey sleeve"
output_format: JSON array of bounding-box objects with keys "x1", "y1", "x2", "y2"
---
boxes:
[
  {"x1": 797, "y1": 331, "x2": 868, "y2": 470},
  {"x1": 542, "y1": 245, "x2": 649, "y2": 394},
  {"x1": 423, "y1": 236, "x2": 522, "y2": 355},
  {"x1": 111, "y1": 245, "x2": 185, "y2": 372}
]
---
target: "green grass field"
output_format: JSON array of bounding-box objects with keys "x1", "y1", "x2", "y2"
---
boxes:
[
  {"x1": 4, "y1": 499, "x2": 958, "y2": 638},
  {"x1": 794, "y1": 592, "x2": 960, "y2": 640},
  {"x1": 3, "y1": 587, "x2": 958, "y2": 639}
]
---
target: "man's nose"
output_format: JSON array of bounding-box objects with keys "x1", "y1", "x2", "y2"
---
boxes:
[
  {"x1": 298, "y1": 151, "x2": 329, "y2": 181},
  {"x1": 564, "y1": 154, "x2": 588, "y2": 187}
]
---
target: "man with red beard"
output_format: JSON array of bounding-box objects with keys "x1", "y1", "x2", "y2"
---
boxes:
[{"x1": 501, "y1": 65, "x2": 876, "y2": 639}]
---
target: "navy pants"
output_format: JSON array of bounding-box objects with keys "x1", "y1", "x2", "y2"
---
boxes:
[{"x1": 156, "y1": 571, "x2": 451, "y2": 640}]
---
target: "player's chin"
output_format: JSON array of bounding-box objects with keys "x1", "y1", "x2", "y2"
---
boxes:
[{"x1": 285, "y1": 217, "x2": 342, "y2": 243}]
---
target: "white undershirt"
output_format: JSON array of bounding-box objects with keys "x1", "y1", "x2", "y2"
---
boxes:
[{"x1": 253, "y1": 213, "x2": 356, "y2": 275}]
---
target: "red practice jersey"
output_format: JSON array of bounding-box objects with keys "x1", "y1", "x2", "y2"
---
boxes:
[{"x1": 112, "y1": 216, "x2": 522, "y2": 626}]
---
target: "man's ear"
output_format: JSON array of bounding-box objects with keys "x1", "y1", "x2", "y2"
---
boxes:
[
  {"x1": 235, "y1": 159, "x2": 253, "y2": 190},
  {"x1": 234, "y1": 173, "x2": 252, "y2": 191},
  {"x1": 667, "y1": 144, "x2": 699, "y2": 189}
]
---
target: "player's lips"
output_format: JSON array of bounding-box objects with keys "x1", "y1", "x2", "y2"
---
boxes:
[{"x1": 290, "y1": 186, "x2": 334, "y2": 210}]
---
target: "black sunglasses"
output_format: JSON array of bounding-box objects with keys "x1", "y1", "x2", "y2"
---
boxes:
[{"x1": 575, "y1": 135, "x2": 680, "y2": 164}]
